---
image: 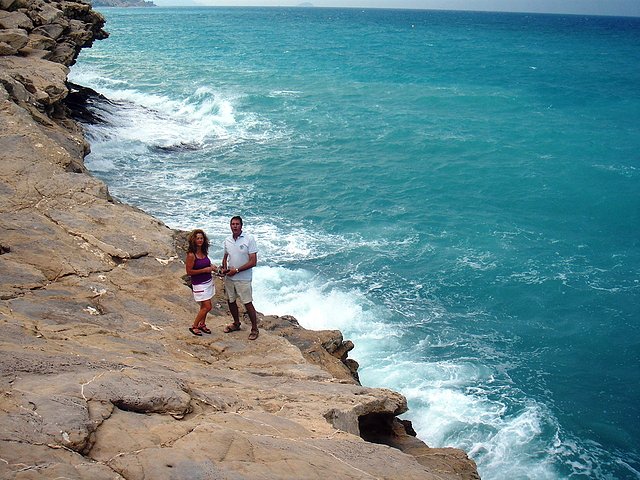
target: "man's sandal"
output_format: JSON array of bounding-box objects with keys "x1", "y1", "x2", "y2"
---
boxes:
[
  {"x1": 189, "y1": 327, "x2": 202, "y2": 336},
  {"x1": 248, "y1": 330, "x2": 259, "y2": 341},
  {"x1": 199, "y1": 325, "x2": 211, "y2": 334},
  {"x1": 223, "y1": 323, "x2": 241, "y2": 333}
]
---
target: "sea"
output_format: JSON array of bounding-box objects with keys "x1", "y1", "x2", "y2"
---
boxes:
[{"x1": 68, "y1": 7, "x2": 640, "y2": 479}]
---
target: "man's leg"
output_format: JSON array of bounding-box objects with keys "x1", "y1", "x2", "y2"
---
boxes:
[
  {"x1": 234, "y1": 280, "x2": 258, "y2": 339},
  {"x1": 245, "y1": 302, "x2": 258, "y2": 332},
  {"x1": 223, "y1": 278, "x2": 241, "y2": 333},
  {"x1": 228, "y1": 300, "x2": 240, "y2": 325}
]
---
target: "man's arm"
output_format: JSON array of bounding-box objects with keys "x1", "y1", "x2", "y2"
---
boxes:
[{"x1": 230, "y1": 252, "x2": 256, "y2": 275}]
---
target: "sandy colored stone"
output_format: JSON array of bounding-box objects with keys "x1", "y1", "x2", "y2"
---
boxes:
[{"x1": 0, "y1": 10, "x2": 33, "y2": 29}]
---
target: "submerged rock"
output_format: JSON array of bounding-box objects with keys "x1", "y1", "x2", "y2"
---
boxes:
[{"x1": 65, "y1": 81, "x2": 114, "y2": 124}]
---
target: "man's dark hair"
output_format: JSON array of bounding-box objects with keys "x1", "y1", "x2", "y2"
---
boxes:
[{"x1": 230, "y1": 215, "x2": 243, "y2": 226}]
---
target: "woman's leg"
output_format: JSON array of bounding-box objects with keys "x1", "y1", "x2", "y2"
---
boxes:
[{"x1": 194, "y1": 299, "x2": 212, "y2": 329}]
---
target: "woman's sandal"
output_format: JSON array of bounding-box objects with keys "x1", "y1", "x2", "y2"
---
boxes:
[
  {"x1": 223, "y1": 323, "x2": 241, "y2": 333},
  {"x1": 248, "y1": 330, "x2": 259, "y2": 341},
  {"x1": 199, "y1": 325, "x2": 212, "y2": 334},
  {"x1": 189, "y1": 327, "x2": 202, "y2": 336}
]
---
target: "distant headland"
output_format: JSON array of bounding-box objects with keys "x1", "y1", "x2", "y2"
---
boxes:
[{"x1": 91, "y1": 0, "x2": 155, "y2": 7}]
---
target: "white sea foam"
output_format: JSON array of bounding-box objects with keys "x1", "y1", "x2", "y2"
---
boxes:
[
  {"x1": 253, "y1": 265, "x2": 391, "y2": 339},
  {"x1": 593, "y1": 163, "x2": 637, "y2": 178},
  {"x1": 82, "y1": 87, "x2": 233, "y2": 149},
  {"x1": 456, "y1": 251, "x2": 497, "y2": 271},
  {"x1": 251, "y1": 224, "x2": 325, "y2": 262},
  {"x1": 69, "y1": 65, "x2": 284, "y2": 154}
]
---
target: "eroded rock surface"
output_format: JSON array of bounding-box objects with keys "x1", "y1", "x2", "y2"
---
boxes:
[{"x1": 0, "y1": 1, "x2": 480, "y2": 478}]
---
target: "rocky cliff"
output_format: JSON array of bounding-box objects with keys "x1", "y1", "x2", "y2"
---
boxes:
[{"x1": 0, "y1": 1, "x2": 480, "y2": 478}]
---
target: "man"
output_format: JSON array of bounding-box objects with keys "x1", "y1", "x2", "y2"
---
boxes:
[{"x1": 221, "y1": 216, "x2": 259, "y2": 340}]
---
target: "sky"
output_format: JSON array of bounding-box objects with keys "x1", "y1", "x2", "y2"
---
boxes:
[{"x1": 152, "y1": 0, "x2": 640, "y2": 17}]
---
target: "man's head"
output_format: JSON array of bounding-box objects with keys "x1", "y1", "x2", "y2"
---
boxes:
[{"x1": 230, "y1": 216, "x2": 243, "y2": 237}]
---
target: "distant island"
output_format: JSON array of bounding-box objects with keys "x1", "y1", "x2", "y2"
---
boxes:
[{"x1": 92, "y1": 0, "x2": 155, "y2": 6}]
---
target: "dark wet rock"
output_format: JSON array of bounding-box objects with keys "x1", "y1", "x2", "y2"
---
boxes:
[
  {"x1": 152, "y1": 142, "x2": 202, "y2": 153},
  {"x1": 65, "y1": 81, "x2": 114, "y2": 124}
]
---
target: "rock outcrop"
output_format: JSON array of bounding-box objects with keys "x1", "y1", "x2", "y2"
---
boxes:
[{"x1": 0, "y1": 1, "x2": 480, "y2": 478}]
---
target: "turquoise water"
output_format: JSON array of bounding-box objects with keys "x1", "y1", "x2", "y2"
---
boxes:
[{"x1": 70, "y1": 7, "x2": 640, "y2": 479}]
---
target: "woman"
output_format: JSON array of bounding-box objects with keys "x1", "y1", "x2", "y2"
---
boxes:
[{"x1": 185, "y1": 229, "x2": 217, "y2": 336}]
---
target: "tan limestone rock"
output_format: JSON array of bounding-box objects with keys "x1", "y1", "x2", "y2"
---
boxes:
[
  {"x1": 0, "y1": 10, "x2": 33, "y2": 29},
  {"x1": 0, "y1": 40, "x2": 18, "y2": 55},
  {"x1": 26, "y1": 31, "x2": 57, "y2": 51},
  {"x1": 0, "y1": 27, "x2": 28, "y2": 51}
]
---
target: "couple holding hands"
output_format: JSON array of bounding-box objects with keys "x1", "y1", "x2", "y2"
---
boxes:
[{"x1": 185, "y1": 216, "x2": 259, "y2": 340}]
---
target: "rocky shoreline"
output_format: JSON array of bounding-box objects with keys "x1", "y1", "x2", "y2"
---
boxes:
[{"x1": 0, "y1": 1, "x2": 479, "y2": 478}]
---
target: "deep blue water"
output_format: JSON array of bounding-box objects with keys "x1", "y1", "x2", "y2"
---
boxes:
[{"x1": 70, "y1": 7, "x2": 640, "y2": 479}]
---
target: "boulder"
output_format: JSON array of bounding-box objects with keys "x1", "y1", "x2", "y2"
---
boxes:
[
  {"x1": 0, "y1": 27, "x2": 28, "y2": 51},
  {"x1": 0, "y1": 0, "x2": 16, "y2": 11},
  {"x1": 25, "y1": 31, "x2": 56, "y2": 50},
  {"x1": 0, "y1": 9, "x2": 33, "y2": 29},
  {"x1": 48, "y1": 40, "x2": 76, "y2": 64},
  {"x1": 0, "y1": 40, "x2": 17, "y2": 55},
  {"x1": 32, "y1": 21, "x2": 65, "y2": 39},
  {"x1": 29, "y1": 0, "x2": 63, "y2": 25}
]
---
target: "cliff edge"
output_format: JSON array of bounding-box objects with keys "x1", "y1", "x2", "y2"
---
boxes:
[{"x1": 0, "y1": 1, "x2": 480, "y2": 478}]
